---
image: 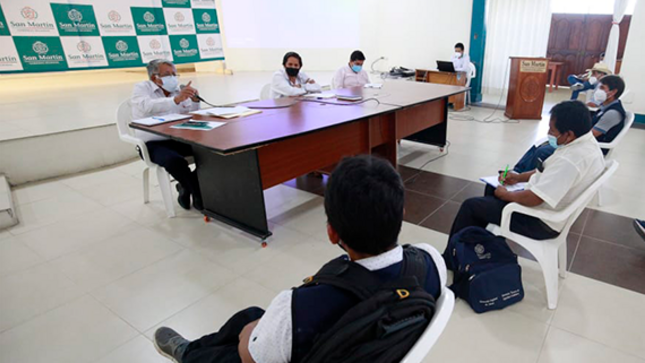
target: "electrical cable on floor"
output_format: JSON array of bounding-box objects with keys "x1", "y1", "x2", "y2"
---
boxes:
[{"x1": 404, "y1": 140, "x2": 451, "y2": 184}]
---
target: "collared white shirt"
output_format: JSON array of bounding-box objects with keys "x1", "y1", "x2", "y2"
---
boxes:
[
  {"x1": 130, "y1": 80, "x2": 200, "y2": 143},
  {"x1": 527, "y1": 132, "x2": 605, "y2": 231},
  {"x1": 270, "y1": 69, "x2": 322, "y2": 99},
  {"x1": 248, "y1": 243, "x2": 447, "y2": 363},
  {"x1": 333, "y1": 65, "x2": 370, "y2": 89},
  {"x1": 450, "y1": 53, "x2": 470, "y2": 72}
]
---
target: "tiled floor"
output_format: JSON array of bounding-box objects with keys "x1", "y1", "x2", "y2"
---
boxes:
[{"x1": 2, "y1": 158, "x2": 645, "y2": 363}]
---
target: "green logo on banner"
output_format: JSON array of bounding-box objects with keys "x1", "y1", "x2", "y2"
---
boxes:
[
  {"x1": 102, "y1": 36, "x2": 142, "y2": 67},
  {"x1": 51, "y1": 3, "x2": 100, "y2": 36},
  {"x1": 169, "y1": 35, "x2": 200, "y2": 63},
  {"x1": 192, "y1": 9, "x2": 219, "y2": 34},
  {"x1": 131, "y1": 7, "x2": 167, "y2": 35},
  {"x1": 14, "y1": 36, "x2": 68, "y2": 71},
  {"x1": 0, "y1": 6, "x2": 10, "y2": 36},
  {"x1": 161, "y1": 0, "x2": 191, "y2": 8}
]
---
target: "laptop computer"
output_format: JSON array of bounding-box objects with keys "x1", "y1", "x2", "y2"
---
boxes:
[{"x1": 437, "y1": 61, "x2": 456, "y2": 73}]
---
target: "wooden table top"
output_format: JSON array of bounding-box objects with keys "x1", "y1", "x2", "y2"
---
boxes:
[{"x1": 130, "y1": 82, "x2": 468, "y2": 154}]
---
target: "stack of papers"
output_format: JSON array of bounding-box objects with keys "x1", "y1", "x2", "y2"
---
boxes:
[
  {"x1": 364, "y1": 83, "x2": 383, "y2": 89},
  {"x1": 480, "y1": 175, "x2": 527, "y2": 192},
  {"x1": 132, "y1": 113, "x2": 190, "y2": 126},
  {"x1": 302, "y1": 92, "x2": 336, "y2": 99},
  {"x1": 191, "y1": 106, "x2": 261, "y2": 119},
  {"x1": 170, "y1": 120, "x2": 226, "y2": 131}
]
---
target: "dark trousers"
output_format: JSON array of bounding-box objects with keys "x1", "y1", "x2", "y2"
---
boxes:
[
  {"x1": 146, "y1": 140, "x2": 201, "y2": 199},
  {"x1": 513, "y1": 143, "x2": 555, "y2": 173},
  {"x1": 182, "y1": 307, "x2": 265, "y2": 363},
  {"x1": 567, "y1": 75, "x2": 594, "y2": 100},
  {"x1": 449, "y1": 186, "x2": 559, "y2": 242}
]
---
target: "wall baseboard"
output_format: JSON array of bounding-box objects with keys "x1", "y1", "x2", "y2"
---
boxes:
[{"x1": 635, "y1": 113, "x2": 645, "y2": 125}]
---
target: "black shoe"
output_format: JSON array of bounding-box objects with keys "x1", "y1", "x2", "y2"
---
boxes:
[
  {"x1": 176, "y1": 184, "x2": 191, "y2": 210},
  {"x1": 154, "y1": 327, "x2": 189, "y2": 363},
  {"x1": 193, "y1": 195, "x2": 203, "y2": 211},
  {"x1": 634, "y1": 219, "x2": 645, "y2": 242}
]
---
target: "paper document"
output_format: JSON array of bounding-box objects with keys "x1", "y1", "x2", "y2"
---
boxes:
[
  {"x1": 132, "y1": 113, "x2": 190, "y2": 126},
  {"x1": 191, "y1": 106, "x2": 261, "y2": 119},
  {"x1": 480, "y1": 175, "x2": 527, "y2": 192},
  {"x1": 171, "y1": 120, "x2": 226, "y2": 131},
  {"x1": 302, "y1": 92, "x2": 336, "y2": 99},
  {"x1": 364, "y1": 83, "x2": 383, "y2": 89}
]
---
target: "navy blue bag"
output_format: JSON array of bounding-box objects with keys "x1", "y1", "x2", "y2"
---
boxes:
[{"x1": 443, "y1": 226, "x2": 524, "y2": 313}]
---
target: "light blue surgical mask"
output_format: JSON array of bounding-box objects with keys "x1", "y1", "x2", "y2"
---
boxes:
[
  {"x1": 351, "y1": 64, "x2": 362, "y2": 73},
  {"x1": 160, "y1": 75, "x2": 179, "y2": 92},
  {"x1": 547, "y1": 134, "x2": 561, "y2": 149}
]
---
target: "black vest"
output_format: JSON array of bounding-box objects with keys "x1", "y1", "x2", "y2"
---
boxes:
[
  {"x1": 593, "y1": 100, "x2": 626, "y2": 145},
  {"x1": 290, "y1": 247, "x2": 441, "y2": 363}
]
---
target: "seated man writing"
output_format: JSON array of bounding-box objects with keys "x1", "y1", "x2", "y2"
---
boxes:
[
  {"x1": 131, "y1": 59, "x2": 203, "y2": 210},
  {"x1": 153, "y1": 155, "x2": 446, "y2": 363},
  {"x1": 449, "y1": 101, "x2": 605, "y2": 241},
  {"x1": 514, "y1": 75, "x2": 626, "y2": 173}
]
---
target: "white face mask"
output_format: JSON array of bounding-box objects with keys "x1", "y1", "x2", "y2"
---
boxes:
[
  {"x1": 455, "y1": 52, "x2": 463, "y2": 59},
  {"x1": 588, "y1": 76, "x2": 598, "y2": 85},
  {"x1": 159, "y1": 75, "x2": 179, "y2": 91},
  {"x1": 594, "y1": 89, "x2": 608, "y2": 104}
]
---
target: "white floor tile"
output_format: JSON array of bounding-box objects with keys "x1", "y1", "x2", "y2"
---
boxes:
[
  {"x1": 552, "y1": 273, "x2": 645, "y2": 360},
  {"x1": 92, "y1": 249, "x2": 237, "y2": 332},
  {"x1": 109, "y1": 189, "x2": 194, "y2": 227},
  {"x1": 537, "y1": 326, "x2": 645, "y2": 363},
  {"x1": 0, "y1": 295, "x2": 138, "y2": 363},
  {"x1": 268, "y1": 197, "x2": 328, "y2": 240},
  {"x1": 16, "y1": 208, "x2": 138, "y2": 260},
  {"x1": 75, "y1": 176, "x2": 144, "y2": 207},
  {"x1": 264, "y1": 184, "x2": 320, "y2": 221},
  {"x1": 61, "y1": 168, "x2": 139, "y2": 191},
  {"x1": 0, "y1": 263, "x2": 84, "y2": 333},
  {"x1": 11, "y1": 180, "x2": 75, "y2": 206},
  {"x1": 0, "y1": 237, "x2": 45, "y2": 278},
  {"x1": 50, "y1": 227, "x2": 184, "y2": 291},
  {"x1": 0, "y1": 229, "x2": 11, "y2": 241},
  {"x1": 93, "y1": 335, "x2": 167, "y2": 363}
]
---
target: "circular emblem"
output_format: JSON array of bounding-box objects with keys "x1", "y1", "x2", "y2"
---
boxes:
[
  {"x1": 474, "y1": 244, "x2": 485, "y2": 255},
  {"x1": 68, "y1": 9, "x2": 83, "y2": 22},
  {"x1": 201, "y1": 13, "x2": 211, "y2": 23},
  {"x1": 179, "y1": 38, "x2": 189, "y2": 49},
  {"x1": 149, "y1": 39, "x2": 161, "y2": 50},
  {"x1": 32, "y1": 41, "x2": 49, "y2": 55},
  {"x1": 205, "y1": 37, "x2": 215, "y2": 46},
  {"x1": 143, "y1": 11, "x2": 155, "y2": 23},
  {"x1": 108, "y1": 10, "x2": 121, "y2": 23},
  {"x1": 77, "y1": 41, "x2": 92, "y2": 53},
  {"x1": 21, "y1": 7, "x2": 38, "y2": 20},
  {"x1": 174, "y1": 12, "x2": 185, "y2": 22},
  {"x1": 115, "y1": 40, "x2": 128, "y2": 52}
]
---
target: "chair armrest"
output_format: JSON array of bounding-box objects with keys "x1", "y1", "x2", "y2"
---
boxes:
[
  {"x1": 118, "y1": 134, "x2": 153, "y2": 166},
  {"x1": 499, "y1": 203, "x2": 573, "y2": 235}
]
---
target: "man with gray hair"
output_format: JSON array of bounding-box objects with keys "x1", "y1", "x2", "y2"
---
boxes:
[{"x1": 131, "y1": 59, "x2": 202, "y2": 210}]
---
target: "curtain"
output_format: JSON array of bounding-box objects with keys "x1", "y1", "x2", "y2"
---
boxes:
[
  {"x1": 481, "y1": 0, "x2": 552, "y2": 95},
  {"x1": 604, "y1": 0, "x2": 630, "y2": 73}
]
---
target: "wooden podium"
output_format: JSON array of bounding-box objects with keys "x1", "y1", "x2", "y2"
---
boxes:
[
  {"x1": 505, "y1": 57, "x2": 549, "y2": 120},
  {"x1": 416, "y1": 69, "x2": 467, "y2": 110}
]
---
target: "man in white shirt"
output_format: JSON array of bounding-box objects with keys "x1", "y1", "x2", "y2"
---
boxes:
[
  {"x1": 451, "y1": 42, "x2": 470, "y2": 73},
  {"x1": 270, "y1": 51, "x2": 321, "y2": 98},
  {"x1": 449, "y1": 100, "x2": 605, "y2": 241},
  {"x1": 153, "y1": 156, "x2": 447, "y2": 363},
  {"x1": 333, "y1": 50, "x2": 370, "y2": 89},
  {"x1": 131, "y1": 59, "x2": 202, "y2": 210}
]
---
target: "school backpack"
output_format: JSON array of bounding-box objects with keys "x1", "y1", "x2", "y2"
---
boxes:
[
  {"x1": 294, "y1": 245, "x2": 436, "y2": 363},
  {"x1": 443, "y1": 226, "x2": 524, "y2": 313}
]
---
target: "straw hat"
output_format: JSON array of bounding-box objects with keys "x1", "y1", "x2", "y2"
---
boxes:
[{"x1": 588, "y1": 62, "x2": 612, "y2": 75}]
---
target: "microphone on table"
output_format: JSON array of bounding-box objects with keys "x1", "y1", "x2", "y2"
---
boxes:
[{"x1": 180, "y1": 84, "x2": 221, "y2": 108}]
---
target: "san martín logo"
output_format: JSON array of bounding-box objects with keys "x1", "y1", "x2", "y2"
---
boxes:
[
  {"x1": 149, "y1": 39, "x2": 162, "y2": 50},
  {"x1": 11, "y1": 6, "x2": 55, "y2": 31},
  {"x1": 174, "y1": 12, "x2": 185, "y2": 22},
  {"x1": 143, "y1": 38, "x2": 170, "y2": 59},
  {"x1": 107, "y1": 39, "x2": 139, "y2": 63},
  {"x1": 68, "y1": 9, "x2": 83, "y2": 23},
  {"x1": 23, "y1": 41, "x2": 63, "y2": 63},
  {"x1": 174, "y1": 38, "x2": 197, "y2": 58},
  {"x1": 196, "y1": 12, "x2": 218, "y2": 32},
  {"x1": 201, "y1": 13, "x2": 211, "y2": 23},
  {"x1": 137, "y1": 11, "x2": 165, "y2": 32},
  {"x1": 101, "y1": 10, "x2": 133, "y2": 33},
  {"x1": 69, "y1": 40, "x2": 105, "y2": 63},
  {"x1": 59, "y1": 8, "x2": 96, "y2": 33},
  {"x1": 108, "y1": 10, "x2": 121, "y2": 22},
  {"x1": 76, "y1": 41, "x2": 91, "y2": 53},
  {"x1": 143, "y1": 11, "x2": 155, "y2": 23},
  {"x1": 206, "y1": 37, "x2": 215, "y2": 46}
]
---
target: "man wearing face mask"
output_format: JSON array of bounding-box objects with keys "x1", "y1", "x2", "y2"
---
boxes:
[
  {"x1": 333, "y1": 50, "x2": 370, "y2": 89},
  {"x1": 448, "y1": 101, "x2": 605, "y2": 242},
  {"x1": 270, "y1": 51, "x2": 321, "y2": 98},
  {"x1": 450, "y1": 43, "x2": 470, "y2": 73},
  {"x1": 512, "y1": 75, "x2": 626, "y2": 173},
  {"x1": 131, "y1": 59, "x2": 202, "y2": 211},
  {"x1": 568, "y1": 62, "x2": 611, "y2": 102}
]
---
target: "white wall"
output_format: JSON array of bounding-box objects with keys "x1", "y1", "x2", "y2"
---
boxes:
[
  {"x1": 216, "y1": 0, "x2": 473, "y2": 72},
  {"x1": 620, "y1": 0, "x2": 645, "y2": 115}
]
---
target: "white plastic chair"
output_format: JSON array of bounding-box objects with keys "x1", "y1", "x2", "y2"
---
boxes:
[
  {"x1": 465, "y1": 62, "x2": 476, "y2": 105},
  {"x1": 486, "y1": 160, "x2": 619, "y2": 309},
  {"x1": 115, "y1": 100, "x2": 177, "y2": 218},
  {"x1": 400, "y1": 287, "x2": 455, "y2": 363},
  {"x1": 596, "y1": 111, "x2": 634, "y2": 206},
  {"x1": 259, "y1": 83, "x2": 272, "y2": 100}
]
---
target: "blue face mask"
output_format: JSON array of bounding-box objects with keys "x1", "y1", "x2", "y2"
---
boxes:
[
  {"x1": 547, "y1": 134, "x2": 561, "y2": 149},
  {"x1": 351, "y1": 64, "x2": 362, "y2": 73}
]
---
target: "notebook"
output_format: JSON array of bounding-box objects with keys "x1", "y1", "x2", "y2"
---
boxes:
[
  {"x1": 132, "y1": 113, "x2": 190, "y2": 126},
  {"x1": 480, "y1": 175, "x2": 527, "y2": 192}
]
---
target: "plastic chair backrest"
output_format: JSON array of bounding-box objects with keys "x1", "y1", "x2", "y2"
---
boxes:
[
  {"x1": 561, "y1": 159, "x2": 619, "y2": 222},
  {"x1": 260, "y1": 83, "x2": 272, "y2": 100},
  {"x1": 598, "y1": 111, "x2": 635, "y2": 151},
  {"x1": 399, "y1": 288, "x2": 455, "y2": 363},
  {"x1": 468, "y1": 62, "x2": 476, "y2": 79},
  {"x1": 116, "y1": 99, "x2": 133, "y2": 138},
  {"x1": 330, "y1": 76, "x2": 337, "y2": 89}
]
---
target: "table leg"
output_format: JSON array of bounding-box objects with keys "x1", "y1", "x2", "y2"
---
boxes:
[
  {"x1": 549, "y1": 68, "x2": 555, "y2": 93},
  {"x1": 194, "y1": 146, "x2": 271, "y2": 240},
  {"x1": 555, "y1": 66, "x2": 560, "y2": 91}
]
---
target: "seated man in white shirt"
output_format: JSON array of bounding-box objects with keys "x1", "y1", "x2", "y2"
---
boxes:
[
  {"x1": 131, "y1": 59, "x2": 202, "y2": 210},
  {"x1": 270, "y1": 51, "x2": 321, "y2": 98},
  {"x1": 333, "y1": 50, "x2": 370, "y2": 89},
  {"x1": 448, "y1": 101, "x2": 605, "y2": 242},
  {"x1": 451, "y1": 42, "x2": 470, "y2": 73},
  {"x1": 153, "y1": 155, "x2": 446, "y2": 363}
]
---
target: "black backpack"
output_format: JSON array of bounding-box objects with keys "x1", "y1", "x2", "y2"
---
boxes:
[{"x1": 294, "y1": 246, "x2": 436, "y2": 363}]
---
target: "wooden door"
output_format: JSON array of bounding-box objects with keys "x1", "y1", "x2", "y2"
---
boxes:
[{"x1": 547, "y1": 14, "x2": 632, "y2": 86}]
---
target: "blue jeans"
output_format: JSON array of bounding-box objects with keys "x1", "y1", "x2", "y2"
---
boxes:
[
  {"x1": 513, "y1": 144, "x2": 556, "y2": 173},
  {"x1": 567, "y1": 75, "x2": 594, "y2": 100}
]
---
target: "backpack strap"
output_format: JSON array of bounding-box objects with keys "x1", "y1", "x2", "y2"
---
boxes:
[
  {"x1": 299, "y1": 256, "x2": 384, "y2": 300},
  {"x1": 400, "y1": 245, "x2": 429, "y2": 288}
]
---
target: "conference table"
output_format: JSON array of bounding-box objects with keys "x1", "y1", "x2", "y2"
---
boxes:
[{"x1": 131, "y1": 81, "x2": 468, "y2": 241}]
